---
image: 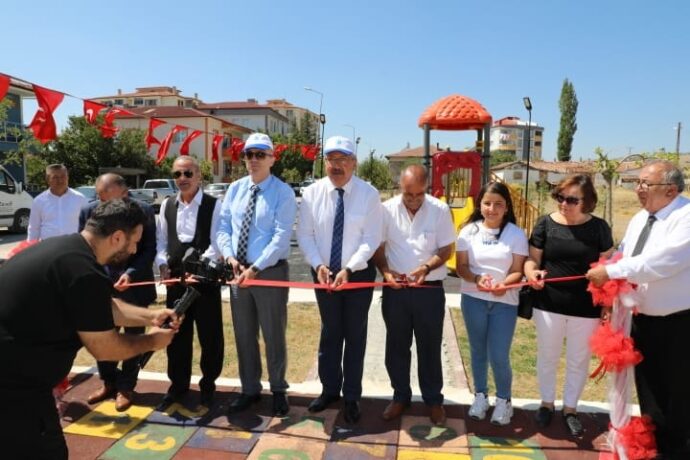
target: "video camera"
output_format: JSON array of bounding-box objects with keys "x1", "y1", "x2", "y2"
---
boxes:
[{"x1": 181, "y1": 247, "x2": 234, "y2": 285}]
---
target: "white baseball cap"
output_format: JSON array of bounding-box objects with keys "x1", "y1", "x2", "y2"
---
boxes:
[
  {"x1": 324, "y1": 136, "x2": 355, "y2": 156},
  {"x1": 243, "y1": 133, "x2": 274, "y2": 151}
]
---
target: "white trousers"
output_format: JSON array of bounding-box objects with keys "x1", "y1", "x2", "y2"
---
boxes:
[{"x1": 533, "y1": 309, "x2": 599, "y2": 409}]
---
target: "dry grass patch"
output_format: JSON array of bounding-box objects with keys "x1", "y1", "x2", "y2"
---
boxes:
[{"x1": 74, "y1": 299, "x2": 322, "y2": 384}]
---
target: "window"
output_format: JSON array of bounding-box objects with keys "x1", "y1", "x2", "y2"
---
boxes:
[
  {"x1": 513, "y1": 171, "x2": 523, "y2": 180},
  {"x1": 535, "y1": 131, "x2": 543, "y2": 137},
  {"x1": 286, "y1": 110, "x2": 294, "y2": 118},
  {"x1": 173, "y1": 129, "x2": 187, "y2": 143},
  {"x1": 114, "y1": 99, "x2": 124, "y2": 106},
  {"x1": 145, "y1": 99, "x2": 157, "y2": 106},
  {"x1": 535, "y1": 141, "x2": 542, "y2": 147},
  {"x1": 133, "y1": 98, "x2": 144, "y2": 106},
  {"x1": 178, "y1": 101, "x2": 184, "y2": 107}
]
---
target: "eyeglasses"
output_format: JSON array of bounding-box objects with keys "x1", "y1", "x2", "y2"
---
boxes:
[
  {"x1": 326, "y1": 156, "x2": 351, "y2": 165},
  {"x1": 634, "y1": 180, "x2": 672, "y2": 191},
  {"x1": 555, "y1": 193, "x2": 582, "y2": 205},
  {"x1": 172, "y1": 170, "x2": 194, "y2": 179},
  {"x1": 242, "y1": 150, "x2": 272, "y2": 160}
]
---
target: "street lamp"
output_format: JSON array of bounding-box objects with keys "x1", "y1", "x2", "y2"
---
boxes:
[
  {"x1": 304, "y1": 86, "x2": 325, "y2": 177},
  {"x1": 344, "y1": 124, "x2": 360, "y2": 154},
  {"x1": 523, "y1": 97, "x2": 532, "y2": 227},
  {"x1": 675, "y1": 122, "x2": 682, "y2": 164}
]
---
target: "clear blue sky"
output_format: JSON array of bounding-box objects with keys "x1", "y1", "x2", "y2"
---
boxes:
[{"x1": 4, "y1": 0, "x2": 689, "y2": 162}]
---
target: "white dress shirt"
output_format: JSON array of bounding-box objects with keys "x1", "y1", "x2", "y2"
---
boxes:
[
  {"x1": 27, "y1": 188, "x2": 87, "y2": 241},
  {"x1": 381, "y1": 194, "x2": 456, "y2": 281},
  {"x1": 606, "y1": 195, "x2": 690, "y2": 316},
  {"x1": 155, "y1": 188, "x2": 222, "y2": 267},
  {"x1": 297, "y1": 176, "x2": 382, "y2": 272}
]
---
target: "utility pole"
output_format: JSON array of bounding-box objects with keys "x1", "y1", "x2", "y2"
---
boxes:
[{"x1": 676, "y1": 122, "x2": 682, "y2": 163}]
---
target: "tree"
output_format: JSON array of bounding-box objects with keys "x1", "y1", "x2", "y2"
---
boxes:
[
  {"x1": 490, "y1": 150, "x2": 517, "y2": 167},
  {"x1": 593, "y1": 147, "x2": 618, "y2": 229},
  {"x1": 269, "y1": 112, "x2": 319, "y2": 181},
  {"x1": 358, "y1": 156, "x2": 393, "y2": 191},
  {"x1": 557, "y1": 78, "x2": 578, "y2": 161}
]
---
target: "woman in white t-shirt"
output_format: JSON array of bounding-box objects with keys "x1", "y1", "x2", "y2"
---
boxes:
[{"x1": 455, "y1": 182, "x2": 528, "y2": 426}]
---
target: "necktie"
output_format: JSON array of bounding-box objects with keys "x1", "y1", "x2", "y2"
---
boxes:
[
  {"x1": 329, "y1": 188, "x2": 345, "y2": 273},
  {"x1": 237, "y1": 184, "x2": 259, "y2": 265},
  {"x1": 631, "y1": 214, "x2": 656, "y2": 256}
]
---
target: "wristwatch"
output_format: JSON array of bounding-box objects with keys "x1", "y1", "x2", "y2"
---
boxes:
[
  {"x1": 345, "y1": 267, "x2": 353, "y2": 276},
  {"x1": 250, "y1": 265, "x2": 260, "y2": 274}
]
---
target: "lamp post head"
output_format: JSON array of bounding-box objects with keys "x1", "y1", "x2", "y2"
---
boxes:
[{"x1": 523, "y1": 97, "x2": 532, "y2": 111}]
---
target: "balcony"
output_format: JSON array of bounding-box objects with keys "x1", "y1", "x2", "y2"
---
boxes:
[{"x1": 0, "y1": 120, "x2": 24, "y2": 143}]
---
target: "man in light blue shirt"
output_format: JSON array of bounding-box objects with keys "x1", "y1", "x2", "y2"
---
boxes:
[{"x1": 216, "y1": 133, "x2": 297, "y2": 417}]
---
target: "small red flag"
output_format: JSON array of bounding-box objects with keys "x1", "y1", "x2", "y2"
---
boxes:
[
  {"x1": 146, "y1": 118, "x2": 165, "y2": 150},
  {"x1": 28, "y1": 84, "x2": 64, "y2": 144},
  {"x1": 99, "y1": 107, "x2": 134, "y2": 138},
  {"x1": 274, "y1": 144, "x2": 288, "y2": 161},
  {"x1": 156, "y1": 125, "x2": 185, "y2": 165},
  {"x1": 83, "y1": 100, "x2": 107, "y2": 125},
  {"x1": 301, "y1": 144, "x2": 319, "y2": 161},
  {"x1": 0, "y1": 74, "x2": 10, "y2": 102},
  {"x1": 230, "y1": 138, "x2": 245, "y2": 162},
  {"x1": 212, "y1": 134, "x2": 224, "y2": 161},
  {"x1": 180, "y1": 130, "x2": 202, "y2": 156}
]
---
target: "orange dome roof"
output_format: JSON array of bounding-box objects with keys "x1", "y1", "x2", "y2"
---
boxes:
[{"x1": 418, "y1": 94, "x2": 492, "y2": 131}]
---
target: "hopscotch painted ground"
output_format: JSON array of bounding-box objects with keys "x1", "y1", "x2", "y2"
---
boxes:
[{"x1": 54, "y1": 372, "x2": 611, "y2": 459}]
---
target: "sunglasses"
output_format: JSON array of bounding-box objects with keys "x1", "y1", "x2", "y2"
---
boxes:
[
  {"x1": 242, "y1": 150, "x2": 272, "y2": 160},
  {"x1": 555, "y1": 193, "x2": 582, "y2": 205},
  {"x1": 172, "y1": 170, "x2": 194, "y2": 179}
]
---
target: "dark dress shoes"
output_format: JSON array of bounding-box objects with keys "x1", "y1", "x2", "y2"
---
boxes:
[
  {"x1": 343, "y1": 400, "x2": 361, "y2": 424},
  {"x1": 534, "y1": 406, "x2": 554, "y2": 427},
  {"x1": 429, "y1": 404, "x2": 446, "y2": 426},
  {"x1": 272, "y1": 392, "x2": 290, "y2": 417},
  {"x1": 156, "y1": 390, "x2": 187, "y2": 411},
  {"x1": 200, "y1": 390, "x2": 215, "y2": 408},
  {"x1": 308, "y1": 393, "x2": 341, "y2": 413},
  {"x1": 115, "y1": 390, "x2": 134, "y2": 412},
  {"x1": 228, "y1": 393, "x2": 261, "y2": 414},
  {"x1": 382, "y1": 401, "x2": 410, "y2": 421},
  {"x1": 563, "y1": 412, "x2": 584, "y2": 436},
  {"x1": 86, "y1": 384, "x2": 116, "y2": 405}
]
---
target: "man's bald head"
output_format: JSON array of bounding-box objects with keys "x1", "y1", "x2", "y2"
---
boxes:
[
  {"x1": 95, "y1": 173, "x2": 128, "y2": 202},
  {"x1": 400, "y1": 164, "x2": 428, "y2": 187},
  {"x1": 400, "y1": 165, "x2": 428, "y2": 214}
]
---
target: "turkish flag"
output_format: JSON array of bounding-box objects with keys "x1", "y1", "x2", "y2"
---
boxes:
[
  {"x1": 156, "y1": 125, "x2": 185, "y2": 165},
  {"x1": 212, "y1": 134, "x2": 224, "y2": 161},
  {"x1": 180, "y1": 129, "x2": 202, "y2": 155},
  {"x1": 301, "y1": 144, "x2": 318, "y2": 161},
  {"x1": 146, "y1": 118, "x2": 165, "y2": 150},
  {"x1": 274, "y1": 144, "x2": 288, "y2": 162},
  {"x1": 0, "y1": 74, "x2": 9, "y2": 101},
  {"x1": 83, "y1": 100, "x2": 107, "y2": 125},
  {"x1": 28, "y1": 84, "x2": 64, "y2": 144},
  {"x1": 230, "y1": 138, "x2": 245, "y2": 162},
  {"x1": 100, "y1": 107, "x2": 135, "y2": 138}
]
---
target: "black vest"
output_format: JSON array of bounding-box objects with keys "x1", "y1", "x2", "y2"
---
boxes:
[{"x1": 165, "y1": 192, "x2": 217, "y2": 275}]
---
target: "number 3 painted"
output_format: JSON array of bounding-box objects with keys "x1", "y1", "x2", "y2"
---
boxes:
[{"x1": 125, "y1": 433, "x2": 176, "y2": 451}]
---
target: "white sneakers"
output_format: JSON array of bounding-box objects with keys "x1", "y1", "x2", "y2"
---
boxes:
[
  {"x1": 468, "y1": 393, "x2": 490, "y2": 420},
  {"x1": 490, "y1": 397, "x2": 513, "y2": 426},
  {"x1": 468, "y1": 393, "x2": 513, "y2": 425}
]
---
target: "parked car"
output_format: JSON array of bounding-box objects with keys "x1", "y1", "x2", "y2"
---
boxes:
[
  {"x1": 142, "y1": 179, "x2": 178, "y2": 211},
  {"x1": 129, "y1": 189, "x2": 159, "y2": 211},
  {"x1": 0, "y1": 165, "x2": 33, "y2": 233},
  {"x1": 75, "y1": 186, "x2": 97, "y2": 202},
  {"x1": 299, "y1": 178, "x2": 315, "y2": 196},
  {"x1": 203, "y1": 182, "x2": 231, "y2": 200},
  {"x1": 288, "y1": 182, "x2": 301, "y2": 197}
]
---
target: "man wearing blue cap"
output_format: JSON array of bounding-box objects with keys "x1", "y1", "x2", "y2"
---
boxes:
[
  {"x1": 297, "y1": 135, "x2": 382, "y2": 423},
  {"x1": 217, "y1": 133, "x2": 297, "y2": 416}
]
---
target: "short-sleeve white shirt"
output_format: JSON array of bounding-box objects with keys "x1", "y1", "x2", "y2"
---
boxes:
[
  {"x1": 381, "y1": 195, "x2": 456, "y2": 281},
  {"x1": 27, "y1": 188, "x2": 87, "y2": 240},
  {"x1": 456, "y1": 221, "x2": 528, "y2": 305}
]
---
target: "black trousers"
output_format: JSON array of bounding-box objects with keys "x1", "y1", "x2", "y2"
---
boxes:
[
  {"x1": 165, "y1": 283, "x2": 224, "y2": 394},
  {"x1": 0, "y1": 388, "x2": 67, "y2": 460},
  {"x1": 382, "y1": 283, "x2": 445, "y2": 406},
  {"x1": 97, "y1": 304, "x2": 147, "y2": 391},
  {"x1": 632, "y1": 310, "x2": 690, "y2": 458},
  {"x1": 313, "y1": 262, "x2": 376, "y2": 401}
]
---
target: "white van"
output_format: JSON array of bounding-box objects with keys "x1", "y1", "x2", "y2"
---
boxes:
[{"x1": 0, "y1": 165, "x2": 33, "y2": 233}]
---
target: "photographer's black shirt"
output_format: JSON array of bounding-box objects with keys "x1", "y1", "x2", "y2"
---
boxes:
[{"x1": 0, "y1": 234, "x2": 114, "y2": 391}]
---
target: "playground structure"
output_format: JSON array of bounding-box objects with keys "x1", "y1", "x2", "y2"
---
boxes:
[{"x1": 418, "y1": 94, "x2": 538, "y2": 271}]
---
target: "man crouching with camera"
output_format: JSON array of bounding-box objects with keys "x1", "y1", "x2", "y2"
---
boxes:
[{"x1": 0, "y1": 199, "x2": 180, "y2": 460}]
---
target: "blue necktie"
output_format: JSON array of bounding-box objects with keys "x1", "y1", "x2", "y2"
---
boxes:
[
  {"x1": 237, "y1": 184, "x2": 259, "y2": 265},
  {"x1": 329, "y1": 188, "x2": 345, "y2": 273}
]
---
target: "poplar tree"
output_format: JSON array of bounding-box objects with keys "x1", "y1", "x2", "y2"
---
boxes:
[{"x1": 557, "y1": 79, "x2": 578, "y2": 161}]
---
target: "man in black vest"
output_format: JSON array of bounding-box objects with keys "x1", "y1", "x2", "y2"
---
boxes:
[
  {"x1": 156, "y1": 156, "x2": 224, "y2": 409},
  {"x1": 78, "y1": 173, "x2": 157, "y2": 411}
]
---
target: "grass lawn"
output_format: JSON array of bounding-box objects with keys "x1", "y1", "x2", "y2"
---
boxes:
[
  {"x1": 74, "y1": 299, "x2": 322, "y2": 384},
  {"x1": 451, "y1": 309, "x2": 612, "y2": 403}
]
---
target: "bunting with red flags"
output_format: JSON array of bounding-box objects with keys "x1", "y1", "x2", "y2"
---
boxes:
[
  {"x1": 180, "y1": 129, "x2": 202, "y2": 155},
  {"x1": 146, "y1": 118, "x2": 165, "y2": 150},
  {"x1": 28, "y1": 84, "x2": 64, "y2": 144},
  {"x1": 274, "y1": 144, "x2": 288, "y2": 162},
  {"x1": 0, "y1": 74, "x2": 9, "y2": 102},
  {"x1": 230, "y1": 138, "x2": 245, "y2": 162},
  {"x1": 100, "y1": 107, "x2": 134, "y2": 138},
  {"x1": 156, "y1": 125, "x2": 186, "y2": 165},
  {"x1": 83, "y1": 100, "x2": 107, "y2": 125}
]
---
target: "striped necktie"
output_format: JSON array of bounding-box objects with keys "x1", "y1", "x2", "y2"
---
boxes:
[{"x1": 329, "y1": 188, "x2": 345, "y2": 272}]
